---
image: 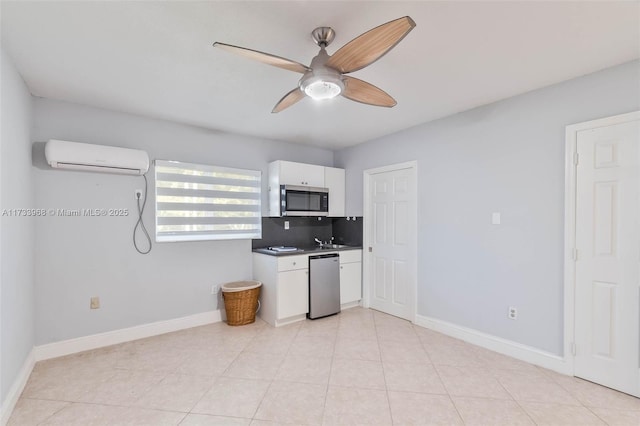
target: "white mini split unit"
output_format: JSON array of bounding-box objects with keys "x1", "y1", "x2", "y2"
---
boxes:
[{"x1": 45, "y1": 139, "x2": 150, "y2": 175}]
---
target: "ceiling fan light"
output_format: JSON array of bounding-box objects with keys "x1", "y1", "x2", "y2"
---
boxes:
[{"x1": 304, "y1": 80, "x2": 342, "y2": 100}]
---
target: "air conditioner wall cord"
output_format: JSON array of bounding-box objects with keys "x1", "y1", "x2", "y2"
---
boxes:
[{"x1": 133, "y1": 174, "x2": 152, "y2": 254}]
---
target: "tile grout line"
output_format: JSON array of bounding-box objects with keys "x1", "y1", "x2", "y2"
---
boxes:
[
  {"x1": 415, "y1": 326, "x2": 466, "y2": 425},
  {"x1": 184, "y1": 328, "x2": 236, "y2": 419},
  {"x1": 582, "y1": 404, "x2": 612, "y2": 425},
  {"x1": 543, "y1": 370, "x2": 616, "y2": 424},
  {"x1": 175, "y1": 412, "x2": 189, "y2": 425},
  {"x1": 492, "y1": 373, "x2": 539, "y2": 425},
  {"x1": 248, "y1": 322, "x2": 292, "y2": 423},
  {"x1": 31, "y1": 399, "x2": 72, "y2": 426},
  {"x1": 373, "y1": 312, "x2": 395, "y2": 426},
  {"x1": 476, "y1": 350, "x2": 542, "y2": 424},
  {"x1": 557, "y1": 374, "x2": 634, "y2": 426},
  {"x1": 28, "y1": 399, "x2": 195, "y2": 421},
  {"x1": 318, "y1": 316, "x2": 341, "y2": 426},
  {"x1": 186, "y1": 322, "x2": 263, "y2": 421}
]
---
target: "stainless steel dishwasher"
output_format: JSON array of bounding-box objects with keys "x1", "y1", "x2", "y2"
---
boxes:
[{"x1": 308, "y1": 253, "x2": 341, "y2": 319}]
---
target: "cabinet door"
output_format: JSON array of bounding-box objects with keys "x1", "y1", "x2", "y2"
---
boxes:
[
  {"x1": 278, "y1": 269, "x2": 309, "y2": 319},
  {"x1": 280, "y1": 161, "x2": 325, "y2": 187},
  {"x1": 325, "y1": 167, "x2": 345, "y2": 217},
  {"x1": 340, "y1": 262, "x2": 362, "y2": 304}
]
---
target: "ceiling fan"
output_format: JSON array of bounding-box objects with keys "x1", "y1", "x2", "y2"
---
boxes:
[{"x1": 213, "y1": 16, "x2": 416, "y2": 113}]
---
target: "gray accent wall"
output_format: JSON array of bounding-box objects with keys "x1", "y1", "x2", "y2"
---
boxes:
[
  {"x1": 334, "y1": 60, "x2": 640, "y2": 355},
  {"x1": 32, "y1": 98, "x2": 333, "y2": 345},
  {"x1": 1, "y1": 49, "x2": 35, "y2": 402}
]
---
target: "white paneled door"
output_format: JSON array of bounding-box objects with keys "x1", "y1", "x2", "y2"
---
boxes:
[
  {"x1": 574, "y1": 117, "x2": 639, "y2": 397},
  {"x1": 367, "y1": 164, "x2": 416, "y2": 321}
]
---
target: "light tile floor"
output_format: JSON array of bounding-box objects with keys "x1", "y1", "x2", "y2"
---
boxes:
[{"x1": 8, "y1": 308, "x2": 640, "y2": 425}]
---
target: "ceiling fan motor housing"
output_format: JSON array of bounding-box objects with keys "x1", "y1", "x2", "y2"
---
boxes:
[
  {"x1": 299, "y1": 48, "x2": 344, "y2": 100},
  {"x1": 311, "y1": 27, "x2": 336, "y2": 47}
]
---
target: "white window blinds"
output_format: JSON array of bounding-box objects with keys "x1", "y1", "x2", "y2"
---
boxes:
[{"x1": 155, "y1": 160, "x2": 261, "y2": 242}]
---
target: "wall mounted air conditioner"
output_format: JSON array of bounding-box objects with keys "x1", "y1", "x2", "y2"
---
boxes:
[{"x1": 45, "y1": 139, "x2": 150, "y2": 175}]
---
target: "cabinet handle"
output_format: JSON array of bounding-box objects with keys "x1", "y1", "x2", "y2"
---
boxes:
[{"x1": 340, "y1": 266, "x2": 343, "y2": 269}]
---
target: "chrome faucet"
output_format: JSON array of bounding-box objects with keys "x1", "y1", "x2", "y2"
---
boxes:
[{"x1": 314, "y1": 236, "x2": 335, "y2": 247}]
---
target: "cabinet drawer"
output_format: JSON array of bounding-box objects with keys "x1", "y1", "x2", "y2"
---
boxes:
[
  {"x1": 339, "y1": 250, "x2": 362, "y2": 264},
  {"x1": 277, "y1": 255, "x2": 308, "y2": 271}
]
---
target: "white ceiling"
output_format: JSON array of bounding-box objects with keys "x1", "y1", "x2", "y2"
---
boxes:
[{"x1": 2, "y1": 1, "x2": 638, "y2": 149}]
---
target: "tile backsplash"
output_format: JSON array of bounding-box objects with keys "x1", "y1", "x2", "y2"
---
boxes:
[
  {"x1": 252, "y1": 217, "x2": 363, "y2": 249},
  {"x1": 331, "y1": 217, "x2": 363, "y2": 246}
]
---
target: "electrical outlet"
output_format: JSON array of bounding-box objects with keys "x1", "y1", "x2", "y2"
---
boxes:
[
  {"x1": 284, "y1": 221, "x2": 290, "y2": 230},
  {"x1": 90, "y1": 296, "x2": 100, "y2": 309},
  {"x1": 508, "y1": 306, "x2": 518, "y2": 320},
  {"x1": 211, "y1": 284, "x2": 220, "y2": 294},
  {"x1": 135, "y1": 189, "x2": 143, "y2": 200}
]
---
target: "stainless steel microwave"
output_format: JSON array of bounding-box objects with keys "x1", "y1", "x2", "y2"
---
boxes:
[{"x1": 280, "y1": 185, "x2": 329, "y2": 216}]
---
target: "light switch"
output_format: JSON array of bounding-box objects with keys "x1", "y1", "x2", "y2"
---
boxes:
[
  {"x1": 284, "y1": 221, "x2": 290, "y2": 230},
  {"x1": 492, "y1": 212, "x2": 501, "y2": 225}
]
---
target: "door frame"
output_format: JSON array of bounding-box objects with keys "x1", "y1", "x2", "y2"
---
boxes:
[
  {"x1": 564, "y1": 110, "x2": 640, "y2": 375},
  {"x1": 362, "y1": 161, "x2": 418, "y2": 323}
]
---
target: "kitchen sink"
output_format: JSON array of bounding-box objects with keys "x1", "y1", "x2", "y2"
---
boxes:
[{"x1": 320, "y1": 244, "x2": 349, "y2": 249}]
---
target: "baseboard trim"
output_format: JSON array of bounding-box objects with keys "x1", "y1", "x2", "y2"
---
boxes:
[
  {"x1": 340, "y1": 301, "x2": 361, "y2": 310},
  {"x1": 34, "y1": 309, "x2": 222, "y2": 361},
  {"x1": 1, "y1": 349, "x2": 35, "y2": 426},
  {"x1": 414, "y1": 314, "x2": 571, "y2": 375}
]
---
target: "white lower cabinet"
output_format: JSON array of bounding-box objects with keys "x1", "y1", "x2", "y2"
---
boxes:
[
  {"x1": 253, "y1": 249, "x2": 362, "y2": 326},
  {"x1": 253, "y1": 253, "x2": 309, "y2": 326},
  {"x1": 339, "y1": 250, "x2": 362, "y2": 306},
  {"x1": 277, "y1": 269, "x2": 309, "y2": 320}
]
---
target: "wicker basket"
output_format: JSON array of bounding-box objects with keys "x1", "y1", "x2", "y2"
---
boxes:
[{"x1": 222, "y1": 280, "x2": 262, "y2": 326}]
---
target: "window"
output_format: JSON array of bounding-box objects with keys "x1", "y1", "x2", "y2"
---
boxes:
[{"x1": 155, "y1": 160, "x2": 261, "y2": 242}]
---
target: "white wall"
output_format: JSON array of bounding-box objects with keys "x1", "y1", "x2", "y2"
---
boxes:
[
  {"x1": 335, "y1": 60, "x2": 640, "y2": 355},
  {"x1": 32, "y1": 98, "x2": 333, "y2": 345},
  {"x1": 0, "y1": 49, "x2": 35, "y2": 402}
]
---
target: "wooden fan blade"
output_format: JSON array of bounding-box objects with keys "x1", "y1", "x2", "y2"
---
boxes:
[
  {"x1": 213, "y1": 42, "x2": 311, "y2": 74},
  {"x1": 342, "y1": 76, "x2": 396, "y2": 107},
  {"x1": 326, "y1": 16, "x2": 416, "y2": 74},
  {"x1": 272, "y1": 88, "x2": 306, "y2": 113}
]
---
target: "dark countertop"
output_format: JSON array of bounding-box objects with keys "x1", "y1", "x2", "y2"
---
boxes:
[{"x1": 253, "y1": 245, "x2": 363, "y2": 257}]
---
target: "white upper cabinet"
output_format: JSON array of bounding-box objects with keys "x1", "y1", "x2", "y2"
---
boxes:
[
  {"x1": 325, "y1": 167, "x2": 345, "y2": 217},
  {"x1": 271, "y1": 160, "x2": 324, "y2": 187}
]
